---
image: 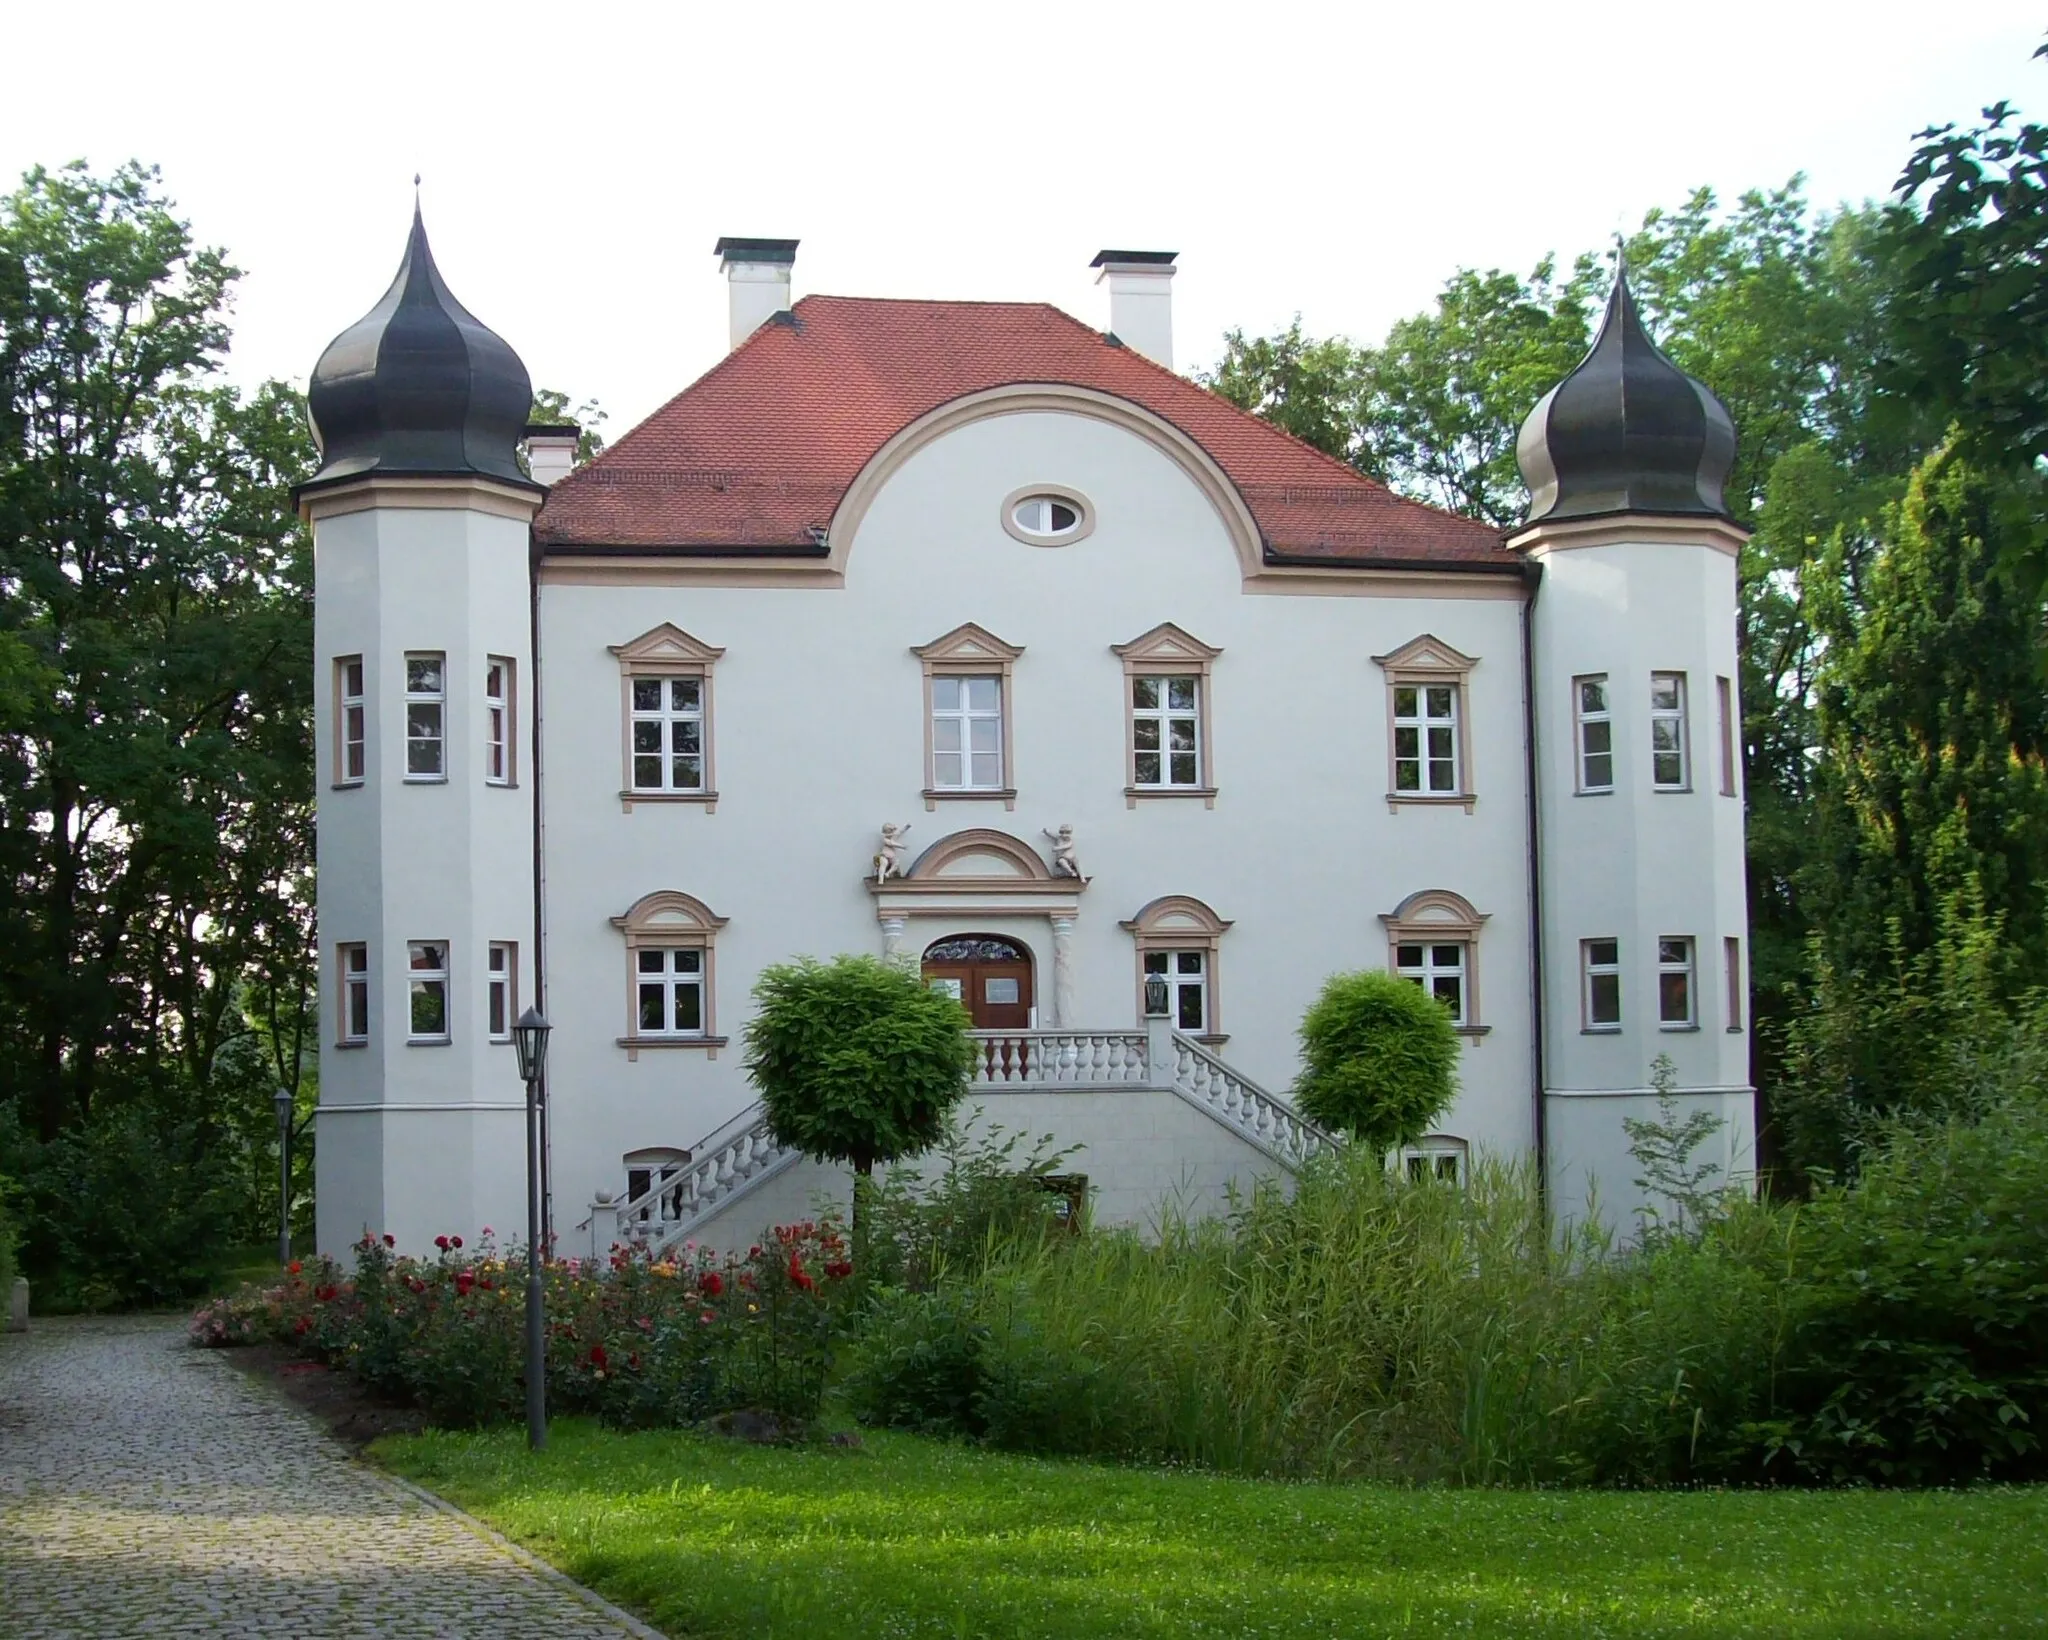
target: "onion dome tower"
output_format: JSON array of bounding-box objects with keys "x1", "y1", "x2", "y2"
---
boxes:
[
  {"x1": 302, "y1": 205, "x2": 538, "y2": 494},
  {"x1": 1515, "y1": 266, "x2": 1736, "y2": 526},
  {"x1": 300, "y1": 203, "x2": 543, "y2": 1260},
  {"x1": 1508, "y1": 261, "x2": 1754, "y2": 1238}
]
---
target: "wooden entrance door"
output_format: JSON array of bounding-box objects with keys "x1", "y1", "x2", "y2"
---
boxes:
[{"x1": 922, "y1": 934, "x2": 1034, "y2": 1029}]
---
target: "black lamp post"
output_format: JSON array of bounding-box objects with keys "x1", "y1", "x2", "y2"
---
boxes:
[
  {"x1": 511, "y1": 1006, "x2": 553, "y2": 1452},
  {"x1": 273, "y1": 1087, "x2": 295, "y2": 1267}
]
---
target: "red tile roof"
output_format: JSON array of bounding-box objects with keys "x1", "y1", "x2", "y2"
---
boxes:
[{"x1": 535, "y1": 296, "x2": 1516, "y2": 570}]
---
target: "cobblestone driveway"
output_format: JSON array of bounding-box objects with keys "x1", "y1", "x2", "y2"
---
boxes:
[{"x1": 0, "y1": 1315, "x2": 659, "y2": 1639}]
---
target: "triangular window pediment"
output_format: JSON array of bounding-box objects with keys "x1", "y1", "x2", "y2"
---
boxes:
[
  {"x1": 1112, "y1": 621, "x2": 1222, "y2": 667},
  {"x1": 912, "y1": 622, "x2": 1025, "y2": 664},
  {"x1": 1371, "y1": 634, "x2": 1477, "y2": 676},
  {"x1": 611, "y1": 622, "x2": 727, "y2": 667}
]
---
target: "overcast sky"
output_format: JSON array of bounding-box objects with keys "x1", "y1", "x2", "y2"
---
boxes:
[{"x1": 2, "y1": 2, "x2": 2038, "y2": 435}]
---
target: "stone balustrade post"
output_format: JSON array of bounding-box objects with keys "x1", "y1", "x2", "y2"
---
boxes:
[
  {"x1": 8, "y1": 1276, "x2": 27, "y2": 1333},
  {"x1": 589, "y1": 1190, "x2": 621, "y2": 1263},
  {"x1": 1145, "y1": 1016, "x2": 1175, "y2": 1089}
]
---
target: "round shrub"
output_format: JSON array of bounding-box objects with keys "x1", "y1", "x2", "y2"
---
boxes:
[
  {"x1": 745, "y1": 954, "x2": 979, "y2": 1179},
  {"x1": 1293, "y1": 970, "x2": 1459, "y2": 1151}
]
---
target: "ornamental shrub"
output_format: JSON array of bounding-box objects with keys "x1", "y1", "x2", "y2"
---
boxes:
[
  {"x1": 194, "y1": 1220, "x2": 857, "y2": 1431},
  {"x1": 1292, "y1": 969, "x2": 1459, "y2": 1152},
  {"x1": 746, "y1": 955, "x2": 979, "y2": 1178},
  {"x1": 746, "y1": 954, "x2": 980, "y2": 1258}
]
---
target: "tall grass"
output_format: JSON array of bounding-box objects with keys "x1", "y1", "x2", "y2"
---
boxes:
[
  {"x1": 847, "y1": 1146, "x2": 1807, "y2": 1484},
  {"x1": 846, "y1": 1101, "x2": 2048, "y2": 1485}
]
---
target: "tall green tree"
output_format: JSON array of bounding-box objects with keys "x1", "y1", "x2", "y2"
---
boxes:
[
  {"x1": 0, "y1": 160, "x2": 315, "y2": 1150},
  {"x1": 1806, "y1": 440, "x2": 2048, "y2": 983}
]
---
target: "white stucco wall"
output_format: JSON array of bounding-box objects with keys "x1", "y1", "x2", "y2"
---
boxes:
[
  {"x1": 313, "y1": 494, "x2": 538, "y2": 1255},
  {"x1": 1526, "y1": 530, "x2": 1755, "y2": 1233},
  {"x1": 536, "y1": 407, "x2": 1538, "y2": 1232}
]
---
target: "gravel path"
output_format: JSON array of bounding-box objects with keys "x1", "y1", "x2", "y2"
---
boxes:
[{"x1": 0, "y1": 1315, "x2": 658, "y2": 1639}]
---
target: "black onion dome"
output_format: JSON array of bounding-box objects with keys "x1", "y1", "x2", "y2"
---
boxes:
[
  {"x1": 302, "y1": 205, "x2": 536, "y2": 492},
  {"x1": 1515, "y1": 266, "x2": 1736, "y2": 527}
]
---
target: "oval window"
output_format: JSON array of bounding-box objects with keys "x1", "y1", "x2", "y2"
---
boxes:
[{"x1": 1011, "y1": 495, "x2": 1081, "y2": 536}]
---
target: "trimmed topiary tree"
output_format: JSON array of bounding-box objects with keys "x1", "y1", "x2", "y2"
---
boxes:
[
  {"x1": 745, "y1": 955, "x2": 980, "y2": 1257},
  {"x1": 1293, "y1": 970, "x2": 1459, "y2": 1154}
]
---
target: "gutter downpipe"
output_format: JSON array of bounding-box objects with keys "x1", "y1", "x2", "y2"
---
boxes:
[
  {"x1": 530, "y1": 529, "x2": 553, "y2": 1250},
  {"x1": 1519, "y1": 557, "x2": 1549, "y2": 1230}
]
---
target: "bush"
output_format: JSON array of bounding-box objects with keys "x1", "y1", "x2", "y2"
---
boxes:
[
  {"x1": 197, "y1": 1219, "x2": 858, "y2": 1431},
  {"x1": 2, "y1": 1103, "x2": 241, "y2": 1311},
  {"x1": 863, "y1": 1123, "x2": 1078, "y2": 1291},
  {"x1": 1293, "y1": 970, "x2": 1459, "y2": 1151}
]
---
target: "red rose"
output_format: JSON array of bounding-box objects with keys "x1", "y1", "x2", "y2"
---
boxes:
[
  {"x1": 450, "y1": 1235, "x2": 463, "y2": 1249},
  {"x1": 588, "y1": 1344, "x2": 608, "y2": 1371},
  {"x1": 287, "y1": 1260, "x2": 302, "y2": 1276},
  {"x1": 455, "y1": 1272, "x2": 475, "y2": 1297},
  {"x1": 382, "y1": 1234, "x2": 396, "y2": 1247},
  {"x1": 700, "y1": 1271, "x2": 724, "y2": 1297},
  {"x1": 434, "y1": 1235, "x2": 450, "y2": 1250}
]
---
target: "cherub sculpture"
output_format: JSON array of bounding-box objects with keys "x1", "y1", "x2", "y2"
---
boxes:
[
  {"x1": 874, "y1": 822, "x2": 912, "y2": 883},
  {"x1": 1042, "y1": 823, "x2": 1080, "y2": 878}
]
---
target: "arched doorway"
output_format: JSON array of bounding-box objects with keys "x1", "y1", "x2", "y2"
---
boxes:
[{"x1": 922, "y1": 934, "x2": 1034, "y2": 1029}]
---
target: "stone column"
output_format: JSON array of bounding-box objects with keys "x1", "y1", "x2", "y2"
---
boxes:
[
  {"x1": 880, "y1": 916, "x2": 908, "y2": 960},
  {"x1": 1050, "y1": 915, "x2": 1077, "y2": 1028}
]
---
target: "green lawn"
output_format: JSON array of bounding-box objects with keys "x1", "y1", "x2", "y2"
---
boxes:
[{"x1": 375, "y1": 1421, "x2": 2048, "y2": 1639}]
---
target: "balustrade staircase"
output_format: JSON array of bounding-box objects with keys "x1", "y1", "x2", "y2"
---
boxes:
[{"x1": 587, "y1": 1020, "x2": 1336, "y2": 1260}]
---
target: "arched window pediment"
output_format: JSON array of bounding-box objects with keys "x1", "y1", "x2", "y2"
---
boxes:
[
  {"x1": 906, "y1": 828, "x2": 1054, "y2": 883},
  {"x1": 612, "y1": 889, "x2": 729, "y2": 937},
  {"x1": 1379, "y1": 888, "x2": 1487, "y2": 938},
  {"x1": 1120, "y1": 894, "x2": 1233, "y2": 940}
]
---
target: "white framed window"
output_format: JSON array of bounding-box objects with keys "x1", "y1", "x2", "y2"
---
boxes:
[
  {"x1": 338, "y1": 944, "x2": 368, "y2": 1045},
  {"x1": 1657, "y1": 936, "x2": 1696, "y2": 1029},
  {"x1": 913, "y1": 624, "x2": 1023, "y2": 805},
  {"x1": 636, "y1": 948, "x2": 705, "y2": 1037},
  {"x1": 485, "y1": 658, "x2": 513, "y2": 786},
  {"x1": 336, "y1": 657, "x2": 366, "y2": 786},
  {"x1": 1132, "y1": 676, "x2": 1201, "y2": 789},
  {"x1": 1575, "y1": 674, "x2": 1613, "y2": 793},
  {"x1": 404, "y1": 653, "x2": 446, "y2": 780},
  {"x1": 1002, "y1": 486, "x2": 1094, "y2": 546},
  {"x1": 1142, "y1": 950, "x2": 1209, "y2": 1033},
  {"x1": 1717, "y1": 675, "x2": 1737, "y2": 797},
  {"x1": 932, "y1": 675, "x2": 1004, "y2": 791},
  {"x1": 1395, "y1": 940, "x2": 1468, "y2": 1026},
  {"x1": 1012, "y1": 495, "x2": 1079, "y2": 536},
  {"x1": 630, "y1": 676, "x2": 706, "y2": 793},
  {"x1": 1393, "y1": 682, "x2": 1460, "y2": 795},
  {"x1": 1724, "y1": 936, "x2": 1743, "y2": 1032},
  {"x1": 488, "y1": 942, "x2": 516, "y2": 1041},
  {"x1": 1400, "y1": 1136, "x2": 1468, "y2": 1185},
  {"x1": 1582, "y1": 938, "x2": 1621, "y2": 1031},
  {"x1": 406, "y1": 940, "x2": 450, "y2": 1043},
  {"x1": 1650, "y1": 672, "x2": 1688, "y2": 790},
  {"x1": 1113, "y1": 624, "x2": 1222, "y2": 804}
]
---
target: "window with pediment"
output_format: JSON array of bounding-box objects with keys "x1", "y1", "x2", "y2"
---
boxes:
[
  {"x1": 611, "y1": 891, "x2": 730, "y2": 1060},
  {"x1": 612, "y1": 624, "x2": 726, "y2": 812},
  {"x1": 1381, "y1": 888, "x2": 1491, "y2": 1034},
  {"x1": 1121, "y1": 894, "x2": 1233, "y2": 1042},
  {"x1": 913, "y1": 623, "x2": 1024, "y2": 808},
  {"x1": 1372, "y1": 635, "x2": 1478, "y2": 812},
  {"x1": 1111, "y1": 623, "x2": 1222, "y2": 806}
]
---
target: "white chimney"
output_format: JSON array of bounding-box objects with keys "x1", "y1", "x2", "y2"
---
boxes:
[
  {"x1": 1092, "y1": 250, "x2": 1178, "y2": 371},
  {"x1": 715, "y1": 237, "x2": 799, "y2": 350},
  {"x1": 524, "y1": 425, "x2": 579, "y2": 488}
]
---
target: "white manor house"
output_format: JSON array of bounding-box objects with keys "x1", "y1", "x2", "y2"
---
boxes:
[{"x1": 301, "y1": 215, "x2": 1755, "y2": 1258}]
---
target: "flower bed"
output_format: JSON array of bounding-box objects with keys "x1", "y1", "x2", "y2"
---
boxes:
[{"x1": 192, "y1": 1220, "x2": 853, "y2": 1430}]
